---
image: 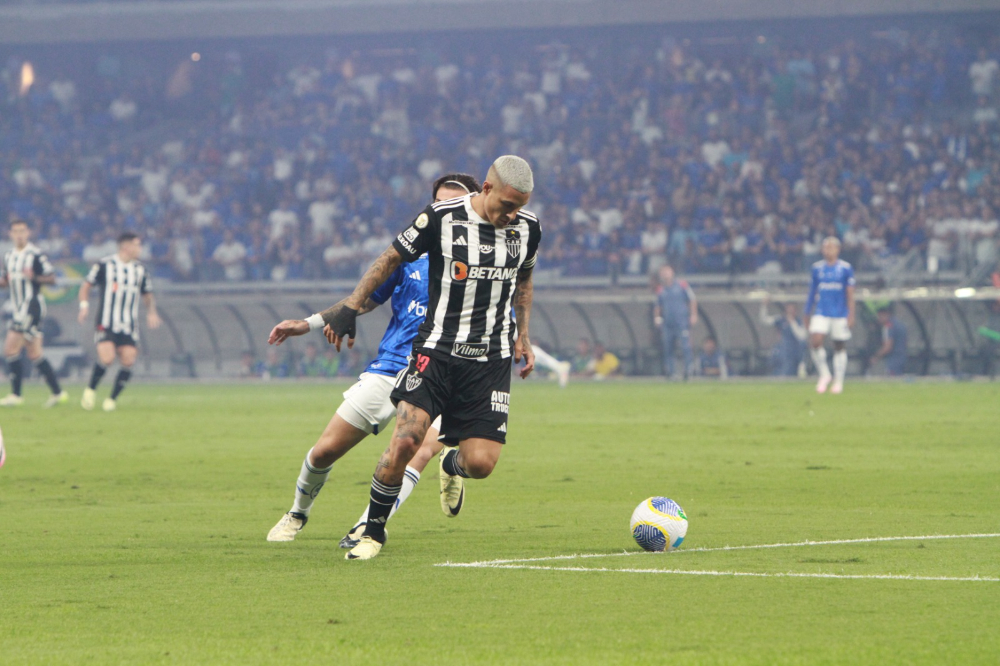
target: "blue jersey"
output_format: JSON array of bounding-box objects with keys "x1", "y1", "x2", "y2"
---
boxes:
[
  {"x1": 657, "y1": 281, "x2": 695, "y2": 327},
  {"x1": 805, "y1": 259, "x2": 855, "y2": 318},
  {"x1": 363, "y1": 256, "x2": 429, "y2": 377}
]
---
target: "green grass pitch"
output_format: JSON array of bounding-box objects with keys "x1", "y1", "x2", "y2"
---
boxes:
[{"x1": 1, "y1": 380, "x2": 998, "y2": 664}]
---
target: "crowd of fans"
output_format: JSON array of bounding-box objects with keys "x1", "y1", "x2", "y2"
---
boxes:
[{"x1": 1, "y1": 22, "x2": 999, "y2": 282}]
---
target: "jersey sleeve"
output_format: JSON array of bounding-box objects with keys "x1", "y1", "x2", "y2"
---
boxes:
[
  {"x1": 140, "y1": 270, "x2": 153, "y2": 294},
  {"x1": 370, "y1": 264, "x2": 404, "y2": 305},
  {"x1": 805, "y1": 266, "x2": 819, "y2": 314},
  {"x1": 34, "y1": 253, "x2": 55, "y2": 277},
  {"x1": 0, "y1": 254, "x2": 7, "y2": 282},
  {"x1": 844, "y1": 264, "x2": 856, "y2": 288},
  {"x1": 86, "y1": 262, "x2": 105, "y2": 286},
  {"x1": 392, "y1": 205, "x2": 438, "y2": 262},
  {"x1": 680, "y1": 280, "x2": 694, "y2": 303},
  {"x1": 521, "y1": 221, "x2": 542, "y2": 270}
]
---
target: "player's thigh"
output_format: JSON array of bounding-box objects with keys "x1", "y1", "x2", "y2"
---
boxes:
[
  {"x1": 3, "y1": 330, "x2": 25, "y2": 357},
  {"x1": 390, "y1": 400, "x2": 433, "y2": 453},
  {"x1": 117, "y1": 344, "x2": 138, "y2": 367},
  {"x1": 337, "y1": 372, "x2": 398, "y2": 436},
  {"x1": 808, "y1": 315, "x2": 832, "y2": 341},
  {"x1": 389, "y1": 352, "x2": 448, "y2": 423},
  {"x1": 830, "y1": 318, "x2": 852, "y2": 342},
  {"x1": 440, "y1": 357, "x2": 511, "y2": 448},
  {"x1": 456, "y1": 438, "x2": 503, "y2": 479},
  {"x1": 23, "y1": 335, "x2": 44, "y2": 360},
  {"x1": 409, "y1": 417, "x2": 443, "y2": 473},
  {"x1": 312, "y1": 412, "x2": 372, "y2": 466},
  {"x1": 96, "y1": 341, "x2": 117, "y2": 365}
]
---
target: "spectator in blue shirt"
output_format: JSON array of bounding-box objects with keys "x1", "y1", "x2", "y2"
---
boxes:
[
  {"x1": 760, "y1": 297, "x2": 808, "y2": 376},
  {"x1": 873, "y1": 306, "x2": 909, "y2": 376},
  {"x1": 696, "y1": 216, "x2": 728, "y2": 273},
  {"x1": 696, "y1": 336, "x2": 728, "y2": 379}
]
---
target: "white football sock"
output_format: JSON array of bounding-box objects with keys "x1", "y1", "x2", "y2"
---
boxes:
[
  {"x1": 531, "y1": 344, "x2": 562, "y2": 374},
  {"x1": 354, "y1": 465, "x2": 420, "y2": 526},
  {"x1": 811, "y1": 346, "x2": 830, "y2": 378},
  {"x1": 291, "y1": 448, "x2": 332, "y2": 516},
  {"x1": 833, "y1": 350, "x2": 847, "y2": 383}
]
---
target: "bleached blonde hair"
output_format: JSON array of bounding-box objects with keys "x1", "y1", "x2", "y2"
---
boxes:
[{"x1": 488, "y1": 155, "x2": 534, "y2": 194}]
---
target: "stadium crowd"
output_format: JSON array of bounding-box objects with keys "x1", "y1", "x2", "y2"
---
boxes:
[{"x1": 1, "y1": 25, "x2": 999, "y2": 282}]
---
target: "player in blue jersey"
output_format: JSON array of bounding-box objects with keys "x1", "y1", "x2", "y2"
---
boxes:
[
  {"x1": 804, "y1": 237, "x2": 856, "y2": 394},
  {"x1": 265, "y1": 174, "x2": 480, "y2": 544}
]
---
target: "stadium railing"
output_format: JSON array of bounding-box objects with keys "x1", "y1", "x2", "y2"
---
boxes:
[{"x1": 36, "y1": 281, "x2": 1000, "y2": 380}]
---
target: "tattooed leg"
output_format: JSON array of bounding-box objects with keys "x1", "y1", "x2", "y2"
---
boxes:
[{"x1": 362, "y1": 401, "x2": 431, "y2": 541}]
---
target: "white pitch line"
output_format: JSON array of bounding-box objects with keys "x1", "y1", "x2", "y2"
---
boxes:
[
  {"x1": 435, "y1": 532, "x2": 1000, "y2": 568},
  {"x1": 436, "y1": 563, "x2": 998, "y2": 583}
]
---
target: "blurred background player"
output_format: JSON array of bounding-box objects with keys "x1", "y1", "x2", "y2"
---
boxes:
[
  {"x1": 873, "y1": 305, "x2": 909, "y2": 376},
  {"x1": 805, "y1": 237, "x2": 856, "y2": 394},
  {"x1": 760, "y1": 297, "x2": 807, "y2": 377},
  {"x1": 653, "y1": 265, "x2": 697, "y2": 379},
  {"x1": 265, "y1": 173, "x2": 480, "y2": 547},
  {"x1": 77, "y1": 232, "x2": 161, "y2": 411},
  {"x1": 0, "y1": 219, "x2": 68, "y2": 408}
]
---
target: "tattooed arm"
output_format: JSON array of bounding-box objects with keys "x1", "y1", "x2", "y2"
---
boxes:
[
  {"x1": 513, "y1": 267, "x2": 535, "y2": 379},
  {"x1": 316, "y1": 245, "x2": 403, "y2": 350},
  {"x1": 321, "y1": 246, "x2": 402, "y2": 320},
  {"x1": 267, "y1": 249, "x2": 398, "y2": 348}
]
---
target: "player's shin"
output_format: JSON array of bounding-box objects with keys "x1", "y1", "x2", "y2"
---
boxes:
[
  {"x1": 291, "y1": 447, "x2": 332, "y2": 517},
  {"x1": 353, "y1": 464, "x2": 420, "y2": 528},
  {"x1": 35, "y1": 358, "x2": 62, "y2": 395},
  {"x1": 88, "y1": 363, "x2": 107, "y2": 390},
  {"x1": 833, "y1": 350, "x2": 848, "y2": 383},
  {"x1": 6, "y1": 355, "x2": 23, "y2": 396},
  {"x1": 810, "y1": 346, "x2": 830, "y2": 378},
  {"x1": 362, "y1": 474, "x2": 402, "y2": 543},
  {"x1": 110, "y1": 368, "x2": 132, "y2": 400},
  {"x1": 441, "y1": 448, "x2": 471, "y2": 478}
]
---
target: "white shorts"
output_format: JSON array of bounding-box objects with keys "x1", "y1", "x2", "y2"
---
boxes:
[
  {"x1": 336, "y1": 372, "x2": 443, "y2": 436},
  {"x1": 808, "y1": 315, "x2": 852, "y2": 341}
]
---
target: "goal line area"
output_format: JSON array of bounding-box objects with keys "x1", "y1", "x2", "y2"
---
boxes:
[{"x1": 434, "y1": 533, "x2": 1000, "y2": 582}]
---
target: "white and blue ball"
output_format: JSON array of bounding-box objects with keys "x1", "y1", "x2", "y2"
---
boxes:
[{"x1": 630, "y1": 497, "x2": 687, "y2": 552}]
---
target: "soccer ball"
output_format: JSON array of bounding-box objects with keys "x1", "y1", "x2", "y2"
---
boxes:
[{"x1": 630, "y1": 497, "x2": 687, "y2": 552}]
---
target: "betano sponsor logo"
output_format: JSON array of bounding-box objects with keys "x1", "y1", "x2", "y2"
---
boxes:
[{"x1": 450, "y1": 261, "x2": 517, "y2": 282}]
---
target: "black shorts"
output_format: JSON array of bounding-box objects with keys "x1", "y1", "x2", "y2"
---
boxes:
[
  {"x1": 391, "y1": 351, "x2": 512, "y2": 445},
  {"x1": 95, "y1": 330, "x2": 138, "y2": 348},
  {"x1": 9, "y1": 300, "x2": 44, "y2": 340}
]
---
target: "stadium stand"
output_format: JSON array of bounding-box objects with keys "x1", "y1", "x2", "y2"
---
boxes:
[{"x1": 1, "y1": 18, "x2": 998, "y2": 285}]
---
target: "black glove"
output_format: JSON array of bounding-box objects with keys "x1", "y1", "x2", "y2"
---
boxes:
[{"x1": 322, "y1": 305, "x2": 358, "y2": 340}]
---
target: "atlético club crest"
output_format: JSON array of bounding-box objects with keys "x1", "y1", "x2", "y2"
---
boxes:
[
  {"x1": 405, "y1": 372, "x2": 422, "y2": 391},
  {"x1": 505, "y1": 228, "x2": 521, "y2": 258}
]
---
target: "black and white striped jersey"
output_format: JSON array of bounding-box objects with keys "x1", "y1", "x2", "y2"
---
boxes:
[
  {"x1": 392, "y1": 194, "x2": 541, "y2": 361},
  {"x1": 85, "y1": 255, "x2": 153, "y2": 338},
  {"x1": 1, "y1": 243, "x2": 55, "y2": 324}
]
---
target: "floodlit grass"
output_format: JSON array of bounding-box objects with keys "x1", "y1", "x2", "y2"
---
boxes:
[{"x1": 1, "y1": 380, "x2": 998, "y2": 664}]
